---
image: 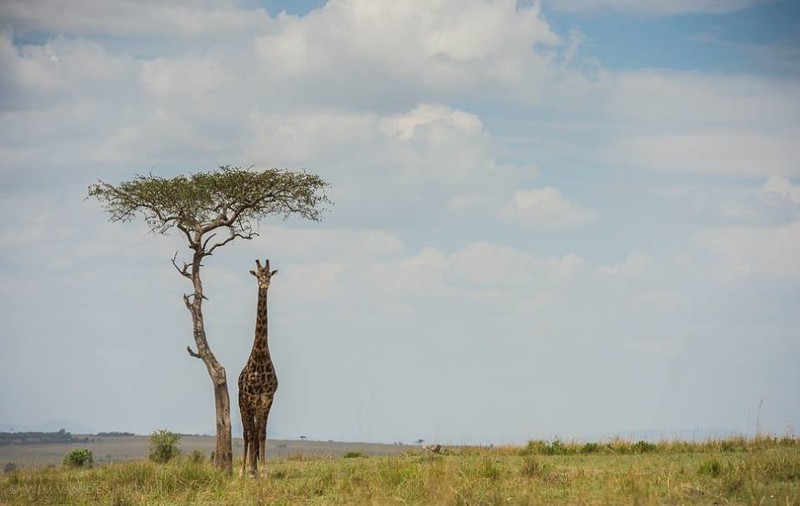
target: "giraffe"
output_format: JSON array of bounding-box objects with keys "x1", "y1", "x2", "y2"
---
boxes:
[{"x1": 238, "y1": 259, "x2": 279, "y2": 477}]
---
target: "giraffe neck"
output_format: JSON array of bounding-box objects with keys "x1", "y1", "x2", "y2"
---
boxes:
[{"x1": 250, "y1": 286, "x2": 271, "y2": 361}]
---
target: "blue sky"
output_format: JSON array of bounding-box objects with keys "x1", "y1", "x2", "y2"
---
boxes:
[{"x1": 0, "y1": 0, "x2": 798, "y2": 444}]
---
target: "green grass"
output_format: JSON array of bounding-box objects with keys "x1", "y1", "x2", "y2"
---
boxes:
[{"x1": 1, "y1": 437, "x2": 798, "y2": 505}]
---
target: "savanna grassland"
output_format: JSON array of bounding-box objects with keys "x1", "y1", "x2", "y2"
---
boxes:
[{"x1": 1, "y1": 436, "x2": 798, "y2": 505}]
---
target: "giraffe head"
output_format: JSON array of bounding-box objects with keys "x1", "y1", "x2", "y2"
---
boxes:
[{"x1": 250, "y1": 259, "x2": 278, "y2": 290}]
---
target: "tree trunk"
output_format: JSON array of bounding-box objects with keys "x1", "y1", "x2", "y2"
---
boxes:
[
  {"x1": 211, "y1": 367, "x2": 233, "y2": 471},
  {"x1": 184, "y1": 251, "x2": 233, "y2": 473}
]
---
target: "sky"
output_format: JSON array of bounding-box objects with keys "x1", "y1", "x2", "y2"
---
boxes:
[{"x1": 0, "y1": 0, "x2": 798, "y2": 445}]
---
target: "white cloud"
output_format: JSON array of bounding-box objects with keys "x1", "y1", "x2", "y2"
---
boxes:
[
  {"x1": 605, "y1": 132, "x2": 800, "y2": 177},
  {"x1": 254, "y1": 0, "x2": 559, "y2": 102},
  {"x1": 514, "y1": 70, "x2": 800, "y2": 179},
  {"x1": 270, "y1": 239, "x2": 584, "y2": 304},
  {"x1": 445, "y1": 241, "x2": 583, "y2": 287},
  {"x1": 606, "y1": 71, "x2": 800, "y2": 128},
  {"x1": 597, "y1": 252, "x2": 651, "y2": 276},
  {"x1": 697, "y1": 221, "x2": 800, "y2": 279},
  {"x1": 0, "y1": 0, "x2": 272, "y2": 38},
  {"x1": 0, "y1": 212, "x2": 65, "y2": 247},
  {"x1": 279, "y1": 262, "x2": 347, "y2": 302},
  {"x1": 594, "y1": 72, "x2": 800, "y2": 177},
  {"x1": 761, "y1": 176, "x2": 800, "y2": 206},
  {"x1": 546, "y1": 0, "x2": 762, "y2": 16},
  {"x1": 0, "y1": 32, "x2": 141, "y2": 112},
  {"x1": 380, "y1": 103, "x2": 483, "y2": 142},
  {"x1": 499, "y1": 187, "x2": 595, "y2": 228},
  {"x1": 351, "y1": 246, "x2": 454, "y2": 300},
  {"x1": 243, "y1": 103, "x2": 538, "y2": 225},
  {"x1": 251, "y1": 226, "x2": 404, "y2": 262}
]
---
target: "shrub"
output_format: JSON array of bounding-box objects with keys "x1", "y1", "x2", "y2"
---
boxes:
[
  {"x1": 62, "y1": 448, "x2": 93, "y2": 468},
  {"x1": 520, "y1": 440, "x2": 546, "y2": 455},
  {"x1": 343, "y1": 451, "x2": 367, "y2": 459},
  {"x1": 3, "y1": 462, "x2": 18, "y2": 474},
  {"x1": 148, "y1": 429, "x2": 181, "y2": 463},
  {"x1": 521, "y1": 439, "x2": 575, "y2": 456},
  {"x1": 632, "y1": 440, "x2": 657, "y2": 454},
  {"x1": 188, "y1": 449, "x2": 205, "y2": 464},
  {"x1": 543, "y1": 439, "x2": 575, "y2": 455},
  {"x1": 580, "y1": 442, "x2": 600, "y2": 454}
]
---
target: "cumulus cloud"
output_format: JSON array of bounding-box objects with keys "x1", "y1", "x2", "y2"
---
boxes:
[
  {"x1": 546, "y1": 0, "x2": 762, "y2": 16},
  {"x1": 445, "y1": 241, "x2": 583, "y2": 287},
  {"x1": 499, "y1": 187, "x2": 595, "y2": 228},
  {"x1": 601, "y1": 72, "x2": 800, "y2": 177},
  {"x1": 243, "y1": 103, "x2": 537, "y2": 225},
  {"x1": 597, "y1": 252, "x2": 651, "y2": 276},
  {"x1": 697, "y1": 221, "x2": 800, "y2": 279},
  {"x1": 605, "y1": 132, "x2": 800, "y2": 177},
  {"x1": 251, "y1": 226, "x2": 405, "y2": 262},
  {"x1": 268, "y1": 237, "x2": 583, "y2": 305},
  {"x1": 761, "y1": 176, "x2": 800, "y2": 206},
  {"x1": 529, "y1": 70, "x2": 800, "y2": 179},
  {"x1": 605, "y1": 71, "x2": 800, "y2": 127},
  {"x1": 0, "y1": 0, "x2": 272, "y2": 39},
  {"x1": 254, "y1": 0, "x2": 559, "y2": 103}
]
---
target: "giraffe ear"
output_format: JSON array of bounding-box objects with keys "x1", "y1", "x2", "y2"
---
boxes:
[
  {"x1": 270, "y1": 270, "x2": 278, "y2": 277},
  {"x1": 250, "y1": 270, "x2": 257, "y2": 277}
]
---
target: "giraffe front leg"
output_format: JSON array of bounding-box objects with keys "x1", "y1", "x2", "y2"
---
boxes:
[{"x1": 256, "y1": 401, "x2": 273, "y2": 476}]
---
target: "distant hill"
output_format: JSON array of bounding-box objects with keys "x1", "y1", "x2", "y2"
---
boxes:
[{"x1": 0, "y1": 420, "x2": 97, "y2": 435}]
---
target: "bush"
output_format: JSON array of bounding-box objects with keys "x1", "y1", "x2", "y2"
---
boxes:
[
  {"x1": 580, "y1": 442, "x2": 600, "y2": 454},
  {"x1": 632, "y1": 440, "x2": 657, "y2": 454},
  {"x1": 62, "y1": 448, "x2": 93, "y2": 468},
  {"x1": 188, "y1": 449, "x2": 205, "y2": 464},
  {"x1": 3, "y1": 462, "x2": 17, "y2": 474},
  {"x1": 521, "y1": 439, "x2": 575, "y2": 456},
  {"x1": 343, "y1": 451, "x2": 367, "y2": 459},
  {"x1": 148, "y1": 429, "x2": 181, "y2": 463},
  {"x1": 543, "y1": 439, "x2": 573, "y2": 455}
]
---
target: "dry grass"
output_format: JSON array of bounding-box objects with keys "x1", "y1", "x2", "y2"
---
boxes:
[{"x1": 1, "y1": 436, "x2": 798, "y2": 505}]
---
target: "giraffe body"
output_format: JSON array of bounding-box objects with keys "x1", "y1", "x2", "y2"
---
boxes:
[{"x1": 238, "y1": 259, "x2": 278, "y2": 477}]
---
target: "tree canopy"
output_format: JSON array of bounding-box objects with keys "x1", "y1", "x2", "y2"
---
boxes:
[{"x1": 87, "y1": 165, "x2": 331, "y2": 253}]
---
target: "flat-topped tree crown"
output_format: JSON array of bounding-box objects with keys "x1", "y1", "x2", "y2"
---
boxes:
[{"x1": 88, "y1": 165, "x2": 331, "y2": 252}]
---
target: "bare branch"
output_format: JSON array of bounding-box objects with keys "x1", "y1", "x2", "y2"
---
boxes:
[
  {"x1": 176, "y1": 222, "x2": 196, "y2": 249},
  {"x1": 186, "y1": 346, "x2": 202, "y2": 359},
  {"x1": 171, "y1": 252, "x2": 191, "y2": 279},
  {"x1": 183, "y1": 292, "x2": 209, "y2": 303},
  {"x1": 201, "y1": 232, "x2": 218, "y2": 252},
  {"x1": 205, "y1": 230, "x2": 255, "y2": 256}
]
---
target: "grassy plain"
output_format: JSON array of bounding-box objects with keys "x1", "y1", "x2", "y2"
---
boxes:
[
  {"x1": 1, "y1": 436, "x2": 798, "y2": 505},
  {"x1": 0, "y1": 435, "x2": 409, "y2": 468}
]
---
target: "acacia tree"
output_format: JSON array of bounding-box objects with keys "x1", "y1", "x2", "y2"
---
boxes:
[{"x1": 88, "y1": 165, "x2": 330, "y2": 472}]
